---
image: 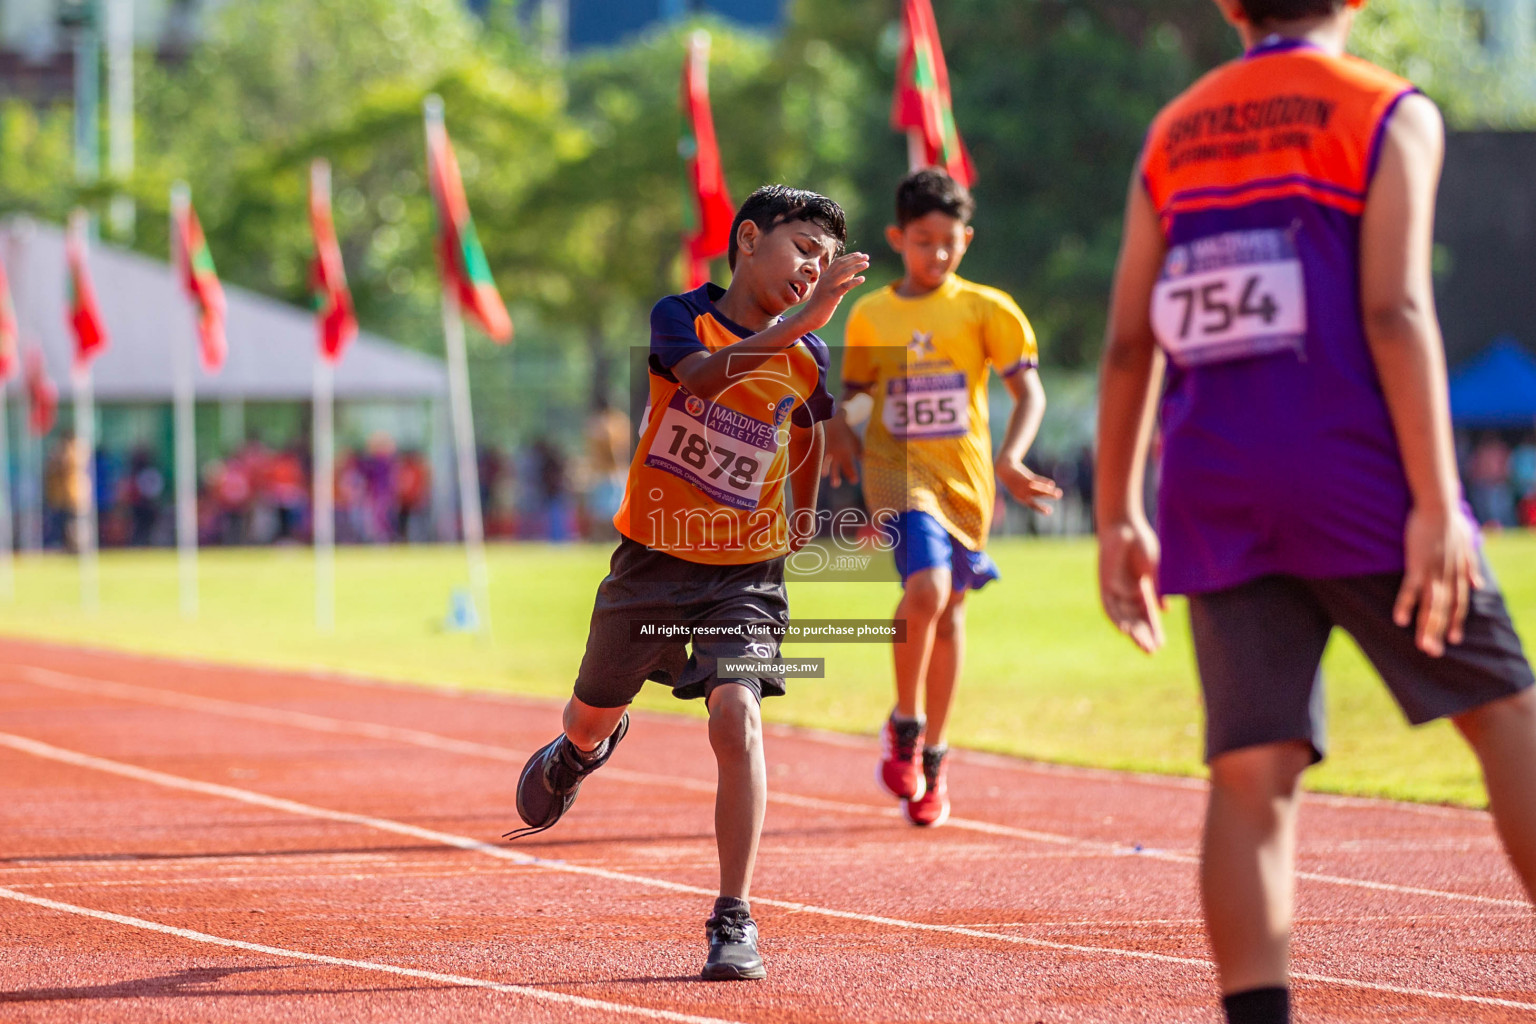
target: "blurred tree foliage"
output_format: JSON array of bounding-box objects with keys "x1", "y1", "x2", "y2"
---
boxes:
[
  {"x1": 1350, "y1": 0, "x2": 1536, "y2": 127},
  {"x1": 786, "y1": 0, "x2": 1232, "y2": 366},
  {"x1": 502, "y1": 21, "x2": 867, "y2": 408},
  {"x1": 1, "y1": 0, "x2": 1532, "y2": 429}
]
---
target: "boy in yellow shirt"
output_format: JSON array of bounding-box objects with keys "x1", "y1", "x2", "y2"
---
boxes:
[{"x1": 825, "y1": 169, "x2": 1059, "y2": 826}]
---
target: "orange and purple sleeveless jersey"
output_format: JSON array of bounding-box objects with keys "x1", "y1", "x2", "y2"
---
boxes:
[
  {"x1": 1140, "y1": 37, "x2": 1421, "y2": 595},
  {"x1": 613, "y1": 284, "x2": 834, "y2": 565}
]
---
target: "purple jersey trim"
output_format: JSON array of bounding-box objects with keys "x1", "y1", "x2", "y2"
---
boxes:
[
  {"x1": 1365, "y1": 88, "x2": 1422, "y2": 190},
  {"x1": 999, "y1": 358, "x2": 1038, "y2": 378},
  {"x1": 649, "y1": 283, "x2": 834, "y2": 428},
  {"x1": 1244, "y1": 36, "x2": 1324, "y2": 59},
  {"x1": 1168, "y1": 173, "x2": 1365, "y2": 206}
]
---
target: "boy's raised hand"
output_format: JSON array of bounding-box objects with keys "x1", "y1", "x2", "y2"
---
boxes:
[
  {"x1": 796, "y1": 252, "x2": 869, "y2": 332},
  {"x1": 996, "y1": 458, "x2": 1061, "y2": 513},
  {"x1": 1098, "y1": 520, "x2": 1165, "y2": 655}
]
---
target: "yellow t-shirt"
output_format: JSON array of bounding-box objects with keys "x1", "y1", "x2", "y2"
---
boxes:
[{"x1": 842, "y1": 275, "x2": 1038, "y2": 552}]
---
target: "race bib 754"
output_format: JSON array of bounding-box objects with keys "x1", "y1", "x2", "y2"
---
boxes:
[{"x1": 1151, "y1": 228, "x2": 1307, "y2": 369}]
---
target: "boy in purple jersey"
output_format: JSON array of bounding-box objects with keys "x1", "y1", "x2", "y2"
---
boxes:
[{"x1": 1097, "y1": 1, "x2": 1536, "y2": 1022}]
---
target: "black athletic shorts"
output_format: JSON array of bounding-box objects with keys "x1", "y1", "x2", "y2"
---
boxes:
[
  {"x1": 1189, "y1": 559, "x2": 1534, "y2": 763},
  {"x1": 572, "y1": 536, "x2": 789, "y2": 708}
]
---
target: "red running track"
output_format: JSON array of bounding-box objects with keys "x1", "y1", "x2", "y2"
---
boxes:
[{"x1": 0, "y1": 638, "x2": 1531, "y2": 1023}]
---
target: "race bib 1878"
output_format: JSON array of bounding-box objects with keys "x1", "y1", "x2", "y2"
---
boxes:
[
  {"x1": 644, "y1": 390, "x2": 779, "y2": 511},
  {"x1": 882, "y1": 372, "x2": 969, "y2": 440},
  {"x1": 1151, "y1": 228, "x2": 1307, "y2": 369}
]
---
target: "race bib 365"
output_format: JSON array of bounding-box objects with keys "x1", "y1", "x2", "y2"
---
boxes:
[{"x1": 882, "y1": 372, "x2": 969, "y2": 440}]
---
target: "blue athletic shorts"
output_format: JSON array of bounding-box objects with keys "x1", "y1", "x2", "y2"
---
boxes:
[{"x1": 891, "y1": 510, "x2": 1000, "y2": 592}]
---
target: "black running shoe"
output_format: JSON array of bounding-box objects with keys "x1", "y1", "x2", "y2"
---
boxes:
[
  {"x1": 505, "y1": 713, "x2": 629, "y2": 840},
  {"x1": 701, "y1": 909, "x2": 766, "y2": 981}
]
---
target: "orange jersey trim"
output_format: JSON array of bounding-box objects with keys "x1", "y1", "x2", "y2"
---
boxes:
[
  {"x1": 614, "y1": 311, "x2": 824, "y2": 566},
  {"x1": 1142, "y1": 46, "x2": 1414, "y2": 229}
]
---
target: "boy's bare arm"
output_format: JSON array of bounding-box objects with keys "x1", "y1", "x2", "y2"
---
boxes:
[
  {"x1": 788, "y1": 421, "x2": 825, "y2": 551},
  {"x1": 821, "y1": 385, "x2": 871, "y2": 486},
  {"x1": 1359, "y1": 92, "x2": 1480, "y2": 657},
  {"x1": 671, "y1": 253, "x2": 868, "y2": 402},
  {"x1": 995, "y1": 368, "x2": 1060, "y2": 513},
  {"x1": 1095, "y1": 175, "x2": 1167, "y2": 654}
]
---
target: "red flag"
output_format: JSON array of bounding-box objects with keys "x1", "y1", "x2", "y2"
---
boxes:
[
  {"x1": 173, "y1": 192, "x2": 228, "y2": 372},
  {"x1": 891, "y1": 0, "x2": 976, "y2": 187},
  {"x1": 0, "y1": 256, "x2": 17, "y2": 382},
  {"x1": 24, "y1": 347, "x2": 56, "y2": 436},
  {"x1": 680, "y1": 31, "x2": 734, "y2": 290},
  {"x1": 424, "y1": 98, "x2": 513, "y2": 343},
  {"x1": 310, "y1": 160, "x2": 358, "y2": 364},
  {"x1": 65, "y1": 213, "x2": 109, "y2": 368}
]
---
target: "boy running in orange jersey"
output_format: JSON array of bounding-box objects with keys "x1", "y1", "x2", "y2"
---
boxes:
[
  {"x1": 1097, "y1": 3, "x2": 1536, "y2": 1022},
  {"x1": 825, "y1": 169, "x2": 1059, "y2": 827},
  {"x1": 509, "y1": 186, "x2": 867, "y2": 982}
]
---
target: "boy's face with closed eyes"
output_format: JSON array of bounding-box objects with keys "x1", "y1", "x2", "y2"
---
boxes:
[{"x1": 732, "y1": 218, "x2": 843, "y2": 317}]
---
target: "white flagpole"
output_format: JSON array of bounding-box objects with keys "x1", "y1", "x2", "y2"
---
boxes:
[
  {"x1": 425, "y1": 96, "x2": 493, "y2": 638},
  {"x1": 0, "y1": 227, "x2": 17, "y2": 596},
  {"x1": 907, "y1": 129, "x2": 926, "y2": 173},
  {"x1": 313, "y1": 354, "x2": 335, "y2": 633},
  {"x1": 105, "y1": 0, "x2": 135, "y2": 238},
  {"x1": 73, "y1": 363, "x2": 98, "y2": 614},
  {"x1": 0, "y1": 384, "x2": 13, "y2": 602},
  {"x1": 312, "y1": 159, "x2": 338, "y2": 634},
  {"x1": 67, "y1": 210, "x2": 99, "y2": 614},
  {"x1": 21, "y1": 368, "x2": 42, "y2": 554},
  {"x1": 440, "y1": 287, "x2": 492, "y2": 637},
  {"x1": 13, "y1": 218, "x2": 41, "y2": 554},
  {"x1": 170, "y1": 184, "x2": 198, "y2": 619}
]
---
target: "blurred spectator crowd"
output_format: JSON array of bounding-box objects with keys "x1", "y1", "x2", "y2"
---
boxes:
[
  {"x1": 1465, "y1": 432, "x2": 1536, "y2": 529},
  {"x1": 28, "y1": 420, "x2": 1535, "y2": 551},
  {"x1": 41, "y1": 434, "x2": 433, "y2": 549},
  {"x1": 31, "y1": 403, "x2": 639, "y2": 550}
]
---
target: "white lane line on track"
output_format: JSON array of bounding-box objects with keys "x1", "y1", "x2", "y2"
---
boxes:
[
  {"x1": 4, "y1": 869, "x2": 532, "y2": 889},
  {"x1": 5, "y1": 731, "x2": 1536, "y2": 1014},
  {"x1": 14, "y1": 666, "x2": 1524, "y2": 910},
  {"x1": 0, "y1": 886, "x2": 746, "y2": 1024},
  {"x1": 4, "y1": 639, "x2": 1492, "y2": 822}
]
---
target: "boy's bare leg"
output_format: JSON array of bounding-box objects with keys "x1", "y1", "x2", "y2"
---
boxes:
[
  {"x1": 1454, "y1": 687, "x2": 1536, "y2": 903},
  {"x1": 563, "y1": 695, "x2": 628, "y2": 753},
  {"x1": 893, "y1": 568, "x2": 952, "y2": 718},
  {"x1": 1201, "y1": 740, "x2": 1312, "y2": 995},
  {"x1": 922, "y1": 591, "x2": 967, "y2": 746},
  {"x1": 709, "y1": 682, "x2": 766, "y2": 901}
]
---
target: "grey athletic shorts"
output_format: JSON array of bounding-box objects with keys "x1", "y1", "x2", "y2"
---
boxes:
[
  {"x1": 572, "y1": 536, "x2": 789, "y2": 708},
  {"x1": 1189, "y1": 561, "x2": 1534, "y2": 763}
]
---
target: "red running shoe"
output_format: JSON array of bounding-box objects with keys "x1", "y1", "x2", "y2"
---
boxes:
[
  {"x1": 903, "y1": 747, "x2": 950, "y2": 827},
  {"x1": 878, "y1": 713, "x2": 926, "y2": 800}
]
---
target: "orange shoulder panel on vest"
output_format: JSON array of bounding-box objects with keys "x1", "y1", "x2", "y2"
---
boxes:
[{"x1": 1142, "y1": 50, "x2": 1414, "y2": 224}]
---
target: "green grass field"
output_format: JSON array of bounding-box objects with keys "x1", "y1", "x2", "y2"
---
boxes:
[{"x1": 1, "y1": 533, "x2": 1531, "y2": 807}]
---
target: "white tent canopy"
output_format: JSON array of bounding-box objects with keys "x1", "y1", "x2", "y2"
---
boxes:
[{"x1": 1, "y1": 216, "x2": 448, "y2": 402}]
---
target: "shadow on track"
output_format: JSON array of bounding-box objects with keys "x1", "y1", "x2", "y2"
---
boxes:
[{"x1": 0, "y1": 965, "x2": 445, "y2": 1002}]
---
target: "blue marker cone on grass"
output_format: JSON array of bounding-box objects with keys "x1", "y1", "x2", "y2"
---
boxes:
[{"x1": 445, "y1": 587, "x2": 480, "y2": 633}]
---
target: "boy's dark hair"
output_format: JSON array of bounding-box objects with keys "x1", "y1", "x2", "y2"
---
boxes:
[
  {"x1": 1236, "y1": 0, "x2": 1344, "y2": 24},
  {"x1": 895, "y1": 168, "x2": 975, "y2": 227},
  {"x1": 727, "y1": 185, "x2": 847, "y2": 270}
]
